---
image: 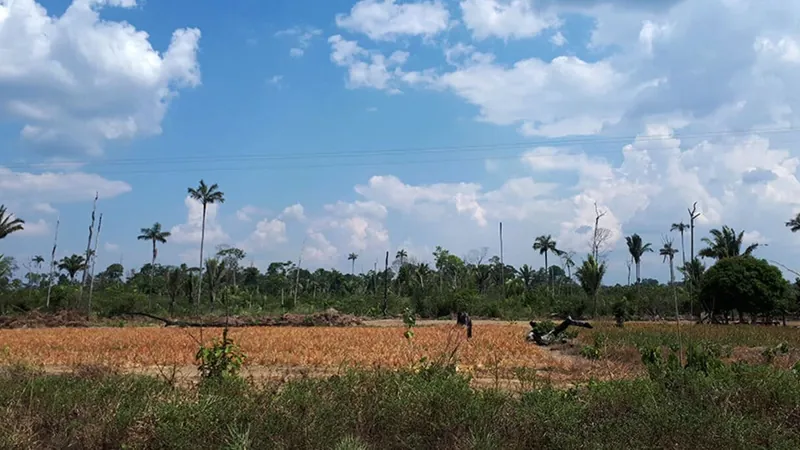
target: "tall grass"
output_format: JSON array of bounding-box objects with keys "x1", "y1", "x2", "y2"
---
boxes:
[{"x1": 0, "y1": 358, "x2": 798, "y2": 449}]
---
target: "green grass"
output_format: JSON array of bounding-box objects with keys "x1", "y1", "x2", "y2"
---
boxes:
[{"x1": 0, "y1": 357, "x2": 799, "y2": 449}]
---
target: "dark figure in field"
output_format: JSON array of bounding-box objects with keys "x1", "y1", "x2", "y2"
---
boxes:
[
  {"x1": 456, "y1": 312, "x2": 473, "y2": 339},
  {"x1": 526, "y1": 316, "x2": 593, "y2": 346}
]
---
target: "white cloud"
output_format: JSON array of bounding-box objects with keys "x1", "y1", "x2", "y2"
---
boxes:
[
  {"x1": 104, "y1": 242, "x2": 120, "y2": 252},
  {"x1": 335, "y1": 0, "x2": 450, "y2": 41},
  {"x1": 236, "y1": 205, "x2": 268, "y2": 222},
  {"x1": 276, "y1": 26, "x2": 322, "y2": 58},
  {"x1": 550, "y1": 31, "x2": 566, "y2": 46},
  {"x1": 328, "y1": 35, "x2": 408, "y2": 93},
  {"x1": 0, "y1": 166, "x2": 131, "y2": 209},
  {"x1": 0, "y1": 0, "x2": 201, "y2": 155},
  {"x1": 304, "y1": 230, "x2": 338, "y2": 263},
  {"x1": 170, "y1": 196, "x2": 229, "y2": 245},
  {"x1": 280, "y1": 203, "x2": 306, "y2": 221},
  {"x1": 32, "y1": 202, "x2": 57, "y2": 214},
  {"x1": 16, "y1": 218, "x2": 49, "y2": 237},
  {"x1": 248, "y1": 218, "x2": 287, "y2": 248},
  {"x1": 460, "y1": 0, "x2": 560, "y2": 40}
]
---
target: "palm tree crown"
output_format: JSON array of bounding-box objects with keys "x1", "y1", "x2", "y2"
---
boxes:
[
  {"x1": 699, "y1": 225, "x2": 758, "y2": 260},
  {"x1": 138, "y1": 222, "x2": 171, "y2": 265},
  {"x1": 786, "y1": 213, "x2": 800, "y2": 233},
  {"x1": 0, "y1": 205, "x2": 25, "y2": 240},
  {"x1": 625, "y1": 233, "x2": 653, "y2": 284}
]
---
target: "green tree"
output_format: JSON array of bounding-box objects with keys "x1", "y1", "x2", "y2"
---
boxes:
[
  {"x1": 137, "y1": 222, "x2": 171, "y2": 269},
  {"x1": 533, "y1": 235, "x2": 562, "y2": 294},
  {"x1": 625, "y1": 233, "x2": 653, "y2": 284},
  {"x1": 575, "y1": 254, "x2": 606, "y2": 317},
  {"x1": 0, "y1": 205, "x2": 24, "y2": 240},
  {"x1": 699, "y1": 225, "x2": 758, "y2": 261},
  {"x1": 348, "y1": 253, "x2": 358, "y2": 275},
  {"x1": 187, "y1": 180, "x2": 225, "y2": 306},
  {"x1": 785, "y1": 212, "x2": 800, "y2": 233},
  {"x1": 659, "y1": 238, "x2": 679, "y2": 284},
  {"x1": 58, "y1": 255, "x2": 88, "y2": 282},
  {"x1": 700, "y1": 256, "x2": 789, "y2": 322}
]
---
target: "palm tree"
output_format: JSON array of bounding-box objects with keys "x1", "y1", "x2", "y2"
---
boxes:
[
  {"x1": 625, "y1": 233, "x2": 653, "y2": 284},
  {"x1": 203, "y1": 258, "x2": 227, "y2": 305},
  {"x1": 395, "y1": 249, "x2": 407, "y2": 266},
  {"x1": 786, "y1": 213, "x2": 800, "y2": 233},
  {"x1": 32, "y1": 255, "x2": 45, "y2": 270},
  {"x1": 58, "y1": 254, "x2": 87, "y2": 282},
  {"x1": 659, "y1": 237, "x2": 679, "y2": 284},
  {"x1": 187, "y1": 180, "x2": 225, "y2": 306},
  {"x1": 348, "y1": 253, "x2": 358, "y2": 274},
  {"x1": 0, "y1": 205, "x2": 24, "y2": 240},
  {"x1": 533, "y1": 235, "x2": 562, "y2": 294},
  {"x1": 137, "y1": 223, "x2": 171, "y2": 269},
  {"x1": 671, "y1": 222, "x2": 689, "y2": 267},
  {"x1": 698, "y1": 225, "x2": 758, "y2": 261},
  {"x1": 518, "y1": 264, "x2": 534, "y2": 291},
  {"x1": 575, "y1": 254, "x2": 606, "y2": 317}
]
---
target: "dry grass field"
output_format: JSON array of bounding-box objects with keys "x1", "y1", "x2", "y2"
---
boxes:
[{"x1": 1, "y1": 320, "x2": 797, "y2": 389}]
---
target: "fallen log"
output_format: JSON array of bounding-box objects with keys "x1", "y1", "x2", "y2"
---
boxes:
[
  {"x1": 526, "y1": 316, "x2": 593, "y2": 346},
  {"x1": 118, "y1": 310, "x2": 363, "y2": 328}
]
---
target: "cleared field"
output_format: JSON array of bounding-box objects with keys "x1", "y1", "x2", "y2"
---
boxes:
[
  {"x1": 0, "y1": 321, "x2": 633, "y2": 386},
  {"x1": 1, "y1": 320, "x2": 797, "y2": 388}
]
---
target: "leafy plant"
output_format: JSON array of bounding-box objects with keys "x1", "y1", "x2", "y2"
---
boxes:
[
  {"x1": 402, "y1": 307, "x2": 416, "y2": 340},
  {"x1": 580, "y1": 333, "x2": 607, "y2": 360},
  {"x1": 195, "y1": 327, "x2": 246, "y2": 380}
]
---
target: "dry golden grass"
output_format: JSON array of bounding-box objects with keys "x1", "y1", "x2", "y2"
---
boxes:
[{"x1": 0, "y1": 323, "x2": 630, "y2": 384}]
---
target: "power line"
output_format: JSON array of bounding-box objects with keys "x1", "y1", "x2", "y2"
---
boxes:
[{"x1": 3, "y1": 125, "x2": 799, "y2": 173}]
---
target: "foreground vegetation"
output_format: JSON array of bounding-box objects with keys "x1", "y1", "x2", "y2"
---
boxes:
[{"x1": 1, "y1": 345, "x2": 799, "y2": 449}]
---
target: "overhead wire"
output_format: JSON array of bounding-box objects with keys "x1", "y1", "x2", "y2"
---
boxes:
[{"x1": 3, "y1": 125, "x2": 800, "y2": 174}]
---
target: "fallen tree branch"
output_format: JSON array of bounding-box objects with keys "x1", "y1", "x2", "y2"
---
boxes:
[{"x1": 118, "y1": 310, "x2": 362, "y2": 328}]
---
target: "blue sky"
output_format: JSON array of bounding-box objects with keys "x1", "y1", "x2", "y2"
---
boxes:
[{"x1": 2, "y1": 0, "x2": 800, "y2": 284}]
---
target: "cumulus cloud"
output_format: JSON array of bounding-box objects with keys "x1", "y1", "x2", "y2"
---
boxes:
[
  {"x1": 170, "y1": 196, "x2": 229, "y2": 245},
  {"x1": 249, "y1": 218, "x2": 288, "y2": 248},
  {"x1": 335, "y1": 0, "x2": 450, "y2": 41},
  {"x1": 328, "y1": 35, "x2": 409, "y2": 92},
  {"x1": 460, "y1": 0, "x2": 560, "y2": 40},
  {"x1": 16, "y1": 218, "x2": 49, "y2": 237},
  {"x1": 0, "y1": 166, "x2": 131, "y2": 212},
  {"x1": 0, "y1": 0, "x2": 201, "y2": 155},
  {"x1": 280, "y1": 203, "x2": 306, "y2": 221}
]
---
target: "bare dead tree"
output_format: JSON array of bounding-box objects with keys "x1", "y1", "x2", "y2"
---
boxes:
[
  {"x1": 79, "y1": 192, "x2": 99, "y2": 304},
  {"x1": 626, "y1": 256, "x2": 632, "y2": 286},
  {"x1": 45, "y1": 217, "x2": 60, "y2": 308},
  {"x1": 87, "y1": 214, "x2": 103, "y2": 314},
  {"x1": 590, "y1": 202, "x2": 612, "y2": 260},
  {"x1": 499, "y1": 222, "x2": 505, "y2": 298},
  {"x1": 688, "y1": 202, "x2": 701, "y2": 262}
]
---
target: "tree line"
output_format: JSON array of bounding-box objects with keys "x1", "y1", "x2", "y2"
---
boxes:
[{"x1": 1, "y1": 185, "x2": 799, "y2": 322}]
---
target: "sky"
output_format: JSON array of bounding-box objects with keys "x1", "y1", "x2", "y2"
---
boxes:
[{"x1": 2, "y1": 0, "x2": 800, "y2": 284}]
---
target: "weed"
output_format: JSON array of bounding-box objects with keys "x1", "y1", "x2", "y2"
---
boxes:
[{"x1": 195, "y1": 327, "x2": 246, "y2": 380}]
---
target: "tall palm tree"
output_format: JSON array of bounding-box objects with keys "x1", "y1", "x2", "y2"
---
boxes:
[
  {"x1": 670, "y1": 222, "x2": 689, "y2": 267},
  {"x1": 187, "y1": 180, "x2": 225, "y2": 306},
  {"x1": 395, "y1": 249, "x2": 407, "y2": 266},
  {"x1": 625, "y1": 233, "x2": 653, "y2": 284},
  {"x1": 58, "y1": 254, "x2": 87, "y2": 282},
  {"x1": 659, "y1": 237, "x2": 679, "y2": 284},
  {"x1": 137, "y1": 223, "x2": 171, "y2": 269},
  {"x1": 0, "y1": 205, "x2": 24, "y2": 240},
  {"x1": 575, "y1": 254, "x2": 606, "y2": 317},
  {"x1": 32, "y1": 255, "x2": 45, "y2": 270},
  {"x1": 698, "y1": 225, "x2": 758, "y2": 261},
  {"x1": 347, "y1": 253, "x2": 358, "y2": 274},
  {"x1": 785, "y1": 213, "x2": 800, "y2": 233},
  {"x1": 533, "y1": 235, "x2": 562, "y2": 293}
]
